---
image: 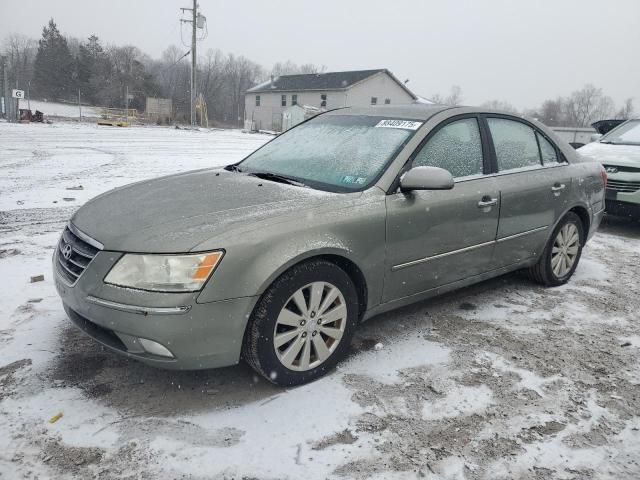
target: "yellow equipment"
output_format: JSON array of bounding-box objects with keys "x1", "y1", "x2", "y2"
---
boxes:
[{"x1": 97, "y1": 108, "x2": 137, "y2": 127}]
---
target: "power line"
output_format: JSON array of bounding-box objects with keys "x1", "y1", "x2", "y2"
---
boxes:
[{"x1": 160, "y1": 50, "x2": 191, "y2": 73}]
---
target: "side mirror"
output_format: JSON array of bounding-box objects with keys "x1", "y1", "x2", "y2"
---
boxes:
[
  {"x1": 400, "y1": 166, "x2": 454, "y2": 192},
  {"x1": 590, "y1": 133, "x2": 602, "y2": 142}
]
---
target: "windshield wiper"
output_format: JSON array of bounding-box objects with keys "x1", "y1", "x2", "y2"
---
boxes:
[
  {"x1": 599, "y1": 140, "x2": 616, "y2": 144},
  {"x1": 248, "y1": 171, "x2": 307, "y2": 188}
]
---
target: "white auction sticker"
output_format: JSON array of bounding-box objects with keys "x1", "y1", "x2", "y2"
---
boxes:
[{"x1": 375, "y1": 119, "x2": 423, "y2": 130}]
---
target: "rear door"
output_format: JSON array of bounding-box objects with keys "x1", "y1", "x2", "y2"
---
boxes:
[
  {"x1": 484, "y1": 116, "x2": 572, "y2": 267},
  {"x1": 384, "y1": 116, "x2": 500, "y2": 302}
]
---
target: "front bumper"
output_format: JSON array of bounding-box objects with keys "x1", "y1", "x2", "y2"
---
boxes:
[
  {"x1": 604, "y1": 170, "x2": 640, "y2": 219},
  {"x1": 54, "y1": 248, "x2": 259, "y2": 370}
]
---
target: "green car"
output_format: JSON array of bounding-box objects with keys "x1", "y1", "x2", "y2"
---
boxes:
[
  {"x1": 54, "y1": 105, "x2": 606, "y2": 386},
  {"x1": 579, "y1": 119, "x2": 640, "y2": 218}
]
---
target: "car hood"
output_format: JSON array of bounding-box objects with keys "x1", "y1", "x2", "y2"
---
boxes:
[
  {"x1": 71, "y1": 169, "x2": 337, "y2": 252},
  {"x1": 577, "y1": 142, "x2": 640, "y2": 167}
]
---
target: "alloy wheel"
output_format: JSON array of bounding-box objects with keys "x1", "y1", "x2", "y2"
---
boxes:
[
  {"x1": 551, "y1": 223, "x2": 580, "y2": 278},
  {"x1": 273, "y1": 281, "x2": 347, "y2": 371}
]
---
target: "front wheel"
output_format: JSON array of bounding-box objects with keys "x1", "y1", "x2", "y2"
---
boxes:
[
  {"x1": 528, "y1": 212, "x2": 584, "y2": 286},
  {"x1": 243, "y1": 260, "x2": 359, "y2": 386}
]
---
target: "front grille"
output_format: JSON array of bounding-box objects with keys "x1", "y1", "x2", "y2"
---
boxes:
[
  {"x1": 56, "y1": 226, "x2": 100, "y2": 285},
  {"x1": 606, "y1": 179, "x2": 640, "y2": 194},
  {"x1": 603, "y1": 164, "x2": 640, "y2": 174}
]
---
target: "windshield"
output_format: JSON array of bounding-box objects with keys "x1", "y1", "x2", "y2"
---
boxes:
[
  {"x1": 239, "y1": 114, "x2": 421, "y2": 192},
  {"x1": 600, "y1": 119, "x2": 640, "y2": 146}
]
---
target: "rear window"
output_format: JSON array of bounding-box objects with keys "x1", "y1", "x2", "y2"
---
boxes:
[{"x1": 537, "y1": 132, "x2": 560, "y2": 165}]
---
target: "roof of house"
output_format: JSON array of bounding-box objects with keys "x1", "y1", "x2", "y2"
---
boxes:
[{"x1": 246, "y1": 69, "x2": 417, "y2": 99}]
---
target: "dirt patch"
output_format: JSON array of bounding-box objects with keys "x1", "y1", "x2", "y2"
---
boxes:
[
  {"x1": 311, "y1": 429, "x2": 358, "y2": 450},
  {"x1": 0, "y1": 248, "x2": 20, "y2": 258},
  {"x1": 41, "y1": 437, "x2": 104, "y2": 476},
  {"x1": 49, "y1": 324, "x2": 279, "y2": 416},
  {"x1": 0, "y1": 358, "x2": 32, "y2": 400}
]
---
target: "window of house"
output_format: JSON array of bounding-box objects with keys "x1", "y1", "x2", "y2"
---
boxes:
[
  {"x1": 281, "y1": 95, "x2": 287, "y2": 107},
  {"x1": 320, "y1": 94, "x2": 327, "y2": 107},
  {"x1": 384, "y1": 98, "x2": 391, "y2": 105},
  {"x1": 536, "y1": 132, "x2": 561, "y2": 165},
  {"x1": 255, "y1": 95, "x2": 260, "y2": 107},
  {"x1": 487, "y1": 118, "x2": 542, "y2": 171},
  {"x1": 412, "y1": 118, "x2": 484, "y2": 178},
  {"x1": 371, "y1": 97, "x2": 378, "y2": 105},
  {"x1": 292, "y1": 94, "x2": 297, "y2": 106}
]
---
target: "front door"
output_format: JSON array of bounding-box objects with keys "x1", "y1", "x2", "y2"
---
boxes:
[{"x1": 383, "y1": 116, "x2": 500, "y2": 302}]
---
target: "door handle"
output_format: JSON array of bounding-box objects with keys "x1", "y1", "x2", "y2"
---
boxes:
[
  {"x1": 477, "y1": 198, "x2": 498, "y2": 208},
  {"x1": 551, "y1": 184, "x2": 566, "y2": 192}
]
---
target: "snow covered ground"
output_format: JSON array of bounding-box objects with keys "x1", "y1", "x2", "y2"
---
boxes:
[
  {"x1": 1, "y1": 121, "x2": 640, "y2": 479},
  {"x1": 17, "y1": 99, "x2": 101, "y2": 118}
]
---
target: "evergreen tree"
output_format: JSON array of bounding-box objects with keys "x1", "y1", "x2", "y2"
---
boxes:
[
  {"x1": 76, "y1": 35, "x2": 106, "y2": 104},
  {"x1": 33, "y1": 19, "x2": 73, "y2": 99}
]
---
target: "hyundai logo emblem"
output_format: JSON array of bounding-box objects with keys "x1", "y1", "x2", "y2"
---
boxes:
[
  {"x1": 605, "y1": 166, "x2": 618, "y2": 174},
  {"x1": 62, "y1": 243, "x2": 73, "y2": 260}
]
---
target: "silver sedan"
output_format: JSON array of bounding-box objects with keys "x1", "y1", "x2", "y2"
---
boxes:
[{"x1": 54, "y1": 105, "x2": 606, "y2": 385}]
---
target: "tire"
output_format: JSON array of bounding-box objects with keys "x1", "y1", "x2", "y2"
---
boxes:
[
  {"x1": 528, "y1": 212, "x2": 584, "y2": 287},
  {"x1": 243, "y1": 259, "x2": 359, "y2": 386}
]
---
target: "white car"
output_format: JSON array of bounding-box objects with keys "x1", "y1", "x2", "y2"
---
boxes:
[{"x1": 579, "y1": 119, "x2": 640, "y2": 218}]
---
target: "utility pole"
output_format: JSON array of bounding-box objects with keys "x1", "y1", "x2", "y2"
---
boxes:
[
  {"x1": 181, "y1": 1, "x2": 206, "y2": 127},
  {"x1": 125, "y1": 85, "x2": 129, "y2": 125},
  {"x1": 1, "y1": 56, "x2": 9, "y2": 120},
  {"x1": 191, "y1": 0, "x2": 196, "y2": 127},
  {"x1": 78, "y1": 89, "x2": 82, "y2": 121}
]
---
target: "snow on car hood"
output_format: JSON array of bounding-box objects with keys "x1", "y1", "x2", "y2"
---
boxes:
[
  {"x1": 71, "y1": 168, "x2": 335, "y2": 252},
  {"x1": 578, "y1": 142, "x2": 640, "y2": 166}
]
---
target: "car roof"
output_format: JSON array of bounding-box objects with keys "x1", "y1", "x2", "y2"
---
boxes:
[
  {"x1": 324, "y1": 104, "x2": 453, "y2": 120},
  {"x1": 324, "y1": 104, "x2": 521, "y2": 121}
]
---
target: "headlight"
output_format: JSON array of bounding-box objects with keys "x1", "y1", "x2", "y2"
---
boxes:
[{"x1": 104, "y1": 251, "x2": 224, "y2": 292}]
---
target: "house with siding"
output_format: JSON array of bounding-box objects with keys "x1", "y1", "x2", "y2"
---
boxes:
[{"x1": 244, "y1": 69, "x2": 417, "y2": 132}]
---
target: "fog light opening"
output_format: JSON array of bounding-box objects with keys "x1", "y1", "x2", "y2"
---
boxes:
[{"x1": 139, "y1": 338, "x2": 175, "y2": 358}]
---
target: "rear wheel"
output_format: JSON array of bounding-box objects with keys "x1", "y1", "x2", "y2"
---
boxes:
[
  {"x1": 528, "y1": 212, "x2": 584, "y2": 286},
  {"x1": 243, "y1": 259, "x2": 358, "y2": 386}
]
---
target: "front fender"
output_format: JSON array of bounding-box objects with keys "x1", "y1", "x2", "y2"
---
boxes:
[{"x1": 195, "y1": 190, "x2": 387, "y2": 306}]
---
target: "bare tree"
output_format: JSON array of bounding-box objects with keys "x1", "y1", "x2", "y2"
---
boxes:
[
  {"x1": 271, "y1": 60, "x2": 325, "y2": 76},
  {"x1": 615, "y1": 98, "x2": 634, "y2": 119},
  {"x1": 481, "y1": 99, "x2": 518, "y2": 113},
  {"x1": 445, "y1": 85, "x2": 464, "y2": 106},
  {"x1": 2, "y1": 34, "x2": 37, "y2": 89},
  {"x1": 564, "y1": 84, "x2": 614, "y2": 127},
  {"x1": 430, "y1": 85, "x2": 464, "y2": 106}
]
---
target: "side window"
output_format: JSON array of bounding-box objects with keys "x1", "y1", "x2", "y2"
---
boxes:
[
  {"x1": 487, "y1": 118, "x2": 541, "y2": 171},
  {"x1": 320, "y1": 94, "x2": 327, "y2": 107},
  {"x1": 536, "y1": 132, "x2": 560, "y2": 165},
  {"x1": 292, "y1": 94, "x2": 297, "y2": 106},
  {"x1": 281, "y1": 95, "x2": 287, "y2": 107},
  {"x1": 371, "y1": 97, "x2": 378, "y2": 105},
  {"x1": 384, "y1": 98, "x2": 391, "y2": 105},
  {"x1": 413, "y1": 118, "x2": 484, "y2": 178},
  {"x1": 255, "y1": 95, "x2": 260, "y2": 107}
]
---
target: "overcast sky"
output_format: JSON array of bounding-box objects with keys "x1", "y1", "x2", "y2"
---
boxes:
[{"x1": 1, "y1": 0, "x2": 639, "y2": 109}]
